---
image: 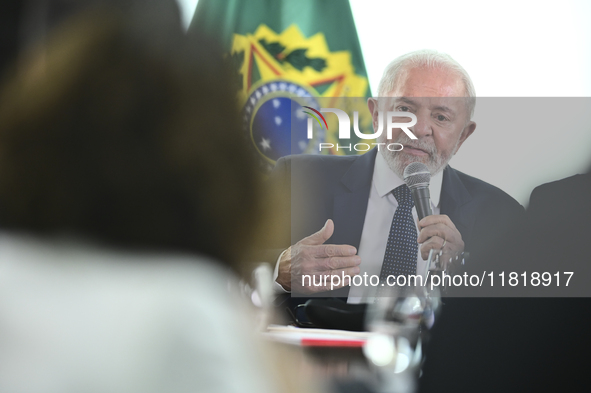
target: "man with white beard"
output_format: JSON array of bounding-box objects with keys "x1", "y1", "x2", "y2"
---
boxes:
[{"x1": 269, "y1": 50, "x2": 523, "y2": 305}]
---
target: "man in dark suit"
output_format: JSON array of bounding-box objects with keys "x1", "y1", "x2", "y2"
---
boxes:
[
  {"x1": 268, "y1": 50, "x2": 523, "y2": 307},
  {"x1": 0, "y1": 0, "x2": 24, "y2": 79},
  {"x1": 418, "y1": 170, "x2": 591, "y2": 392}
]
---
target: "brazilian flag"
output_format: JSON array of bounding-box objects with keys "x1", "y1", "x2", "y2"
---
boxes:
[{"x1": 189, "y1": 0, "x2": 372, "y2": 171}]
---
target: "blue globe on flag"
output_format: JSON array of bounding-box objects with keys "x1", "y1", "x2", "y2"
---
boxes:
[{"x1": 242, "y1": 80, "x2": 323, "y2": 172}]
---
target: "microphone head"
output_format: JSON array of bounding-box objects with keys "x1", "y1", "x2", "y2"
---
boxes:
[{"x1": 403, "y1": 162, "x2": 431, "y2": 190}]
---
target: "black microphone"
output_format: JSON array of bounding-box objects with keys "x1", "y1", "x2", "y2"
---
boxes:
[{"x1": 403, "y1": 162, "x2": 432, "y2": 220}]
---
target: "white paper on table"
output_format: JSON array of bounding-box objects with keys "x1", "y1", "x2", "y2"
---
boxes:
[{"x1": 262, "y1": 325, "x2": 373, "y2": 345}]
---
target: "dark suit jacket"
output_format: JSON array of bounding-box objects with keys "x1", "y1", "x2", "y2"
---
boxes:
[
  {"x1": 419, "y1": 171, "x2": 591, "y2": 393},
  {"x1": 268, "y1": 149, "x2": 524, "y2": 304}
]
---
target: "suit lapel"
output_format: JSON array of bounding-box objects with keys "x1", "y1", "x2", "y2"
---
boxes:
[
  {"x1": 330, "y1": 160, "x2": 475, "y2": 248},
  {"x1": 331, "y1": 149, "x2": 377, "y2": 249},
  {"x1": 440, "y1": 166, "x2": 475, "y2": 241}
]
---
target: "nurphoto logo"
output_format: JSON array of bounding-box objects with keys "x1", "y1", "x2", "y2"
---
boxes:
[{"x1": 304, "y1": 108, "x2": 418, "y2": 152}]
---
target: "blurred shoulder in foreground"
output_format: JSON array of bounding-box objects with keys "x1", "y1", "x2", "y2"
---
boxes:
[{"x1": 0, "y1": 233, "x2": 279, "y2": 393}]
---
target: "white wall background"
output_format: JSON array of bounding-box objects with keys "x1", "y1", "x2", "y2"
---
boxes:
[{"x1": 178, "y1": 0, "x2": 591, "y2": 205}]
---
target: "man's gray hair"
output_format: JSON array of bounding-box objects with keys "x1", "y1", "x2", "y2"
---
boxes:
[{"x1": 377, "y1": 49, "x2": 476, "y2": 119}]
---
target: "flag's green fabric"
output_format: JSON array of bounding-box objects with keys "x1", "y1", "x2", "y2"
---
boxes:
[{"x1": 189, "y1": 0, "x2": 372, "y2": 167}]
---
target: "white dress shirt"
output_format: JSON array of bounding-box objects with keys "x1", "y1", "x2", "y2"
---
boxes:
[{"x1": 347, "y1": 152, "x2": 442, "y2": 303}]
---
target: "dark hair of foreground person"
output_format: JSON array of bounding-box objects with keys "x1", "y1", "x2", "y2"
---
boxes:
[{"x1": 0, "y1": 9, "x2": 267, "y2": 271}]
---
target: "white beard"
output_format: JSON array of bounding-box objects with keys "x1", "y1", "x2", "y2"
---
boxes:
[{"x1": 379, "y1": 133, "x2": 459, "y2": 178}]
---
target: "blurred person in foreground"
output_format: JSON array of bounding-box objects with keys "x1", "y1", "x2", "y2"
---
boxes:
[{"x1": 0, "y1": 8, "x2": 296, "y2": 393}]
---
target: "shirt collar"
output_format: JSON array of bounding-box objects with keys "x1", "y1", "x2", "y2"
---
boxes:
[{"x1": 374, "y1": 151, "x2": 443, "y2": 207}]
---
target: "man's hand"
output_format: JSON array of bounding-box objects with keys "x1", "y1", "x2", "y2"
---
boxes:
[
  {"x1": 276, "y1": 219, "x2": 361, "y2": 294},
  {"x1": 417, "y1": 214, "x2": 464, "y2": 271}
]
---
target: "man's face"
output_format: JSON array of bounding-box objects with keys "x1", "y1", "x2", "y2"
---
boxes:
[{"x1": 368, "y1": 66, "x2": 476, "y2": 177}]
